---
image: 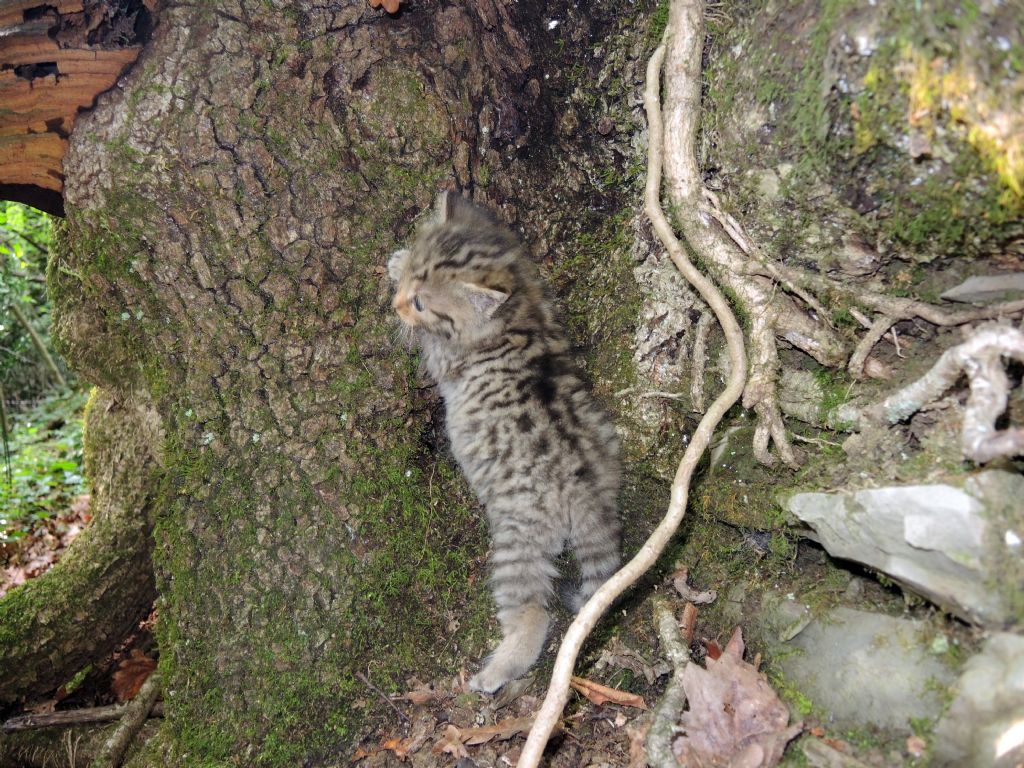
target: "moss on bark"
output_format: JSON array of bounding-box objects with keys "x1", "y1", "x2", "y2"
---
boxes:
[{"x1": 0, "y1": 389, "x2": 160, "y2": 710}]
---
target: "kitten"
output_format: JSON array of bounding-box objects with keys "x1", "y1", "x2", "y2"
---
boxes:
[{"x1": 388, "y1": 191, "x2": 621, "y2": 693}]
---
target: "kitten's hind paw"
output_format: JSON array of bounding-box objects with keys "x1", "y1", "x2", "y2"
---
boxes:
[
  {"x1": 467, "y1": 668, "x2": 505, "y2": 694},
  {"x1": 467, "y1": 653, "x2": 529, "y2": 694}
]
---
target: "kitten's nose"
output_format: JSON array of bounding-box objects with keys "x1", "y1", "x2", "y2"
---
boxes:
[{"x1": 392, "y1": 291, "x2": 409, "y2": 311}]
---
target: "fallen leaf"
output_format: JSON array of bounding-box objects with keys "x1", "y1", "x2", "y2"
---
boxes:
[
  {"x1": 626, "y1": 719, "x2": 651, "y2": 768},
  {"x1": 570, "y1": 676, "x2": 648, "y2": 710},
  {"x1": 434, "y1": 724, "x2": 470, "y2": 757},
  {"x1": 906, "y1": 735, "x2": 927, "y2": 757},
  {"x1": 595, "y1": 636, "x2": 671, "y2": 684},
  {"x1": 398, "y1": 679, "x2": 437, "y2": 705},
  {"x1": 351, "y1": 746, "x2": 374, "y2": 762},
  {"x1": 380, "y1": 736, "x2": 410, "y2": 760},
  {"x1": 462, "y1": 715, "x2": 536, "y2": 745},
  {"x1": 673, "y1": 627, "x2": 802, "y2": 768},
  {"x1": 367, "y1": 0, "x2": 401, "y2": 13},
  {"x1": 680, "y1": 602, "x2": 698, "y2": 645},
  {"x1": 23, "y1": 698, "x2": 57, "y2": 715},
  {"x1": 704, "y1": 638, "x2": 722, "y2": 660},
  {"x1": 112, "y1": 649, "x2": 157, "y2": 703}
]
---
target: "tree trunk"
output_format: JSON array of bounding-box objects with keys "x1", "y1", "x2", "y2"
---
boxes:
[
  {"x1": 0, "y1": 387, "x2": 160, "y2": 709},
  {"x1": 46, "y1": 0, "x2": 665, "y2": 763}
]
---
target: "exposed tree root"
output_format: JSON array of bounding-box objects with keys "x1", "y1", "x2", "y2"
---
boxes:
[
  {"x1": 517, "y1": 3, "x2": 749, "y2": 762},
  {"x1": 524, "y1": 0, "x2": 1020, "y2": 761},
  {"x1": 89, "y1": 672, "x2": 161, "y2": 768},
  {"x1": 842, "y1": 324, "x2": 1024, "y2": 462}
]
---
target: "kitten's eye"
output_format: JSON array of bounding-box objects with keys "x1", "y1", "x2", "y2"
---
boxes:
[{"x1": 412, "y1": 296, "x2": 423, "y2": 311}]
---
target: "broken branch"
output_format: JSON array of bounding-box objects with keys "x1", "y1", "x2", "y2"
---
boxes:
[{"x1": 646, "y1": 598, "x2": 691, "y2": 766}]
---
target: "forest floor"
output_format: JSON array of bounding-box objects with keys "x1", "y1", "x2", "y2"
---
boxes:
[
  {"x1": 0, "y1": 386, "x2": 997, "y2": 767},
  {"x1": 349, "y1": 526, "x2": 952, "y2": 768}
]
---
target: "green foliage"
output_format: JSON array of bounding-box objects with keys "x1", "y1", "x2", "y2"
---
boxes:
[
  {"x1": 1, "y1": 202, "x2": 60, "y2": 397},
  {"x1": 0, "y1": 390, "x2": 88, "y2": 543}
]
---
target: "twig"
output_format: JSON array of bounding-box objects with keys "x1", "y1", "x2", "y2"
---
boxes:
[
  {"x1": 89, "y1": 671, "x2": 161, "y2": 768},
  {"x1": 9, "y1": 302, "x2": 67, "y2": 389},
  {"x1": 753, "y1": 261, "x2": 1024, "y2": 329},
  {"x1": 2, "y1": 703, "x2": 165, "y2": 733},
  {"x1": 791, "y1": 433, "x2": 842, "y2": 448},
  {"x1": 517, "y1": 2, "x2": 748, "y2": 763},
  {"x1": 355, "y1": 671, "x2": 410, "y2": 724},
  {"x1": 890, "y1": 325, "x2": 904, "y2": 358},
  {"x1": 646, "y1": 598, "x2": 691, "y2": 766}
]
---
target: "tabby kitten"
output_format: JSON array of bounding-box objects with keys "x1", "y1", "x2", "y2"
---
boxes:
[{"x1": 388, "y1": 192, "x2": 621, "y2": 693}]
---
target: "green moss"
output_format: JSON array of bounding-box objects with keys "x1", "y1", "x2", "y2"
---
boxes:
[
  {"x1": 768, "y1": 669, "x2": 818, "y2": 718},
  {"x1": 646, "y1": 0, "x2": 669, "y2": 46},
  {"x1": 549, "y1": 209, "x2": 641, "y2": 396}
]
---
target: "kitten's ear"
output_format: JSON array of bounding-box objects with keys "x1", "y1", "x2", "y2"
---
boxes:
[
  {"x1": 461, "y1": 282, "x2": 509, "y2": 318},
  {"x1": 436, "y1": 191, "x2": 480, "y2": 225},
  {"x1": 387, "y1": 249, "x2": 410, "y2": 282}
]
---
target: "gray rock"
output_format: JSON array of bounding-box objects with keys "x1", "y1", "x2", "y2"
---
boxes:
[
  {"x1": 933, "y1": 632, "x2": 1024, "y2": 767},
  {"x1": 940, "y1": 273, "x2": 1024, "y2": 303},
  {"x1": 765, "y1": 602, "x2": 955, "y2": 731},
  {"x1": 787, "y1": 471, "x2": 1024, "y2": 627}
]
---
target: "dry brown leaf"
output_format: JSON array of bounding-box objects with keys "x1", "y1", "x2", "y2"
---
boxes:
[
  {"x1": 570, "y1": 676, "x2": 648, "y2": 710},
  {"x1": 626, "y1": 719, "x2": 651, "y2": 768},
  {"x1": 380, "y1": 736, "x2": 410, "y2": 760},
  {"x1": 436, "y1": 724, "x2": 470, "y2": 757},
  {"x1": 680, "y1": 602, "x2": 698, "y2": 645},
  {"x1": 367, "y1": 0, "x2": 401, "y2": 13},
  {"x1": 351, "y1": 746, "x2": 374, "y2": 762},
  {"x1": 398, "y1": 679, "x2": 437, "y2": 705},
  {"x1": 595, "y1": 636, "x2": 672, "y2": 685},
  {"x1": 906, "y1": 735, "x2": 927, "y2": 758},
  {"x1": 23, "y1": 698, "x2": 58, "y2": 715},
  {"x1": 674, "y1": 627, "x2": 802, "y2": 768},
  {"x1": 704, "y1": 638, "x2": 722, "y2": 660},
  {"x1": 462, "y1": 714, "x2": 536, "y2": 745},
  {"x1": 111, "y1": 649, "x2": 157, "y2": 703}
]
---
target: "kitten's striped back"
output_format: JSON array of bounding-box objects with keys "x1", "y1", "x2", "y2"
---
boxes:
[{"x1": 389, "y1": 192, "x2": 621, "y2": 693}]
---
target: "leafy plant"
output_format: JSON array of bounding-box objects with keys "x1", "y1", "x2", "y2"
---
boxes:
[
  {"x1": 0, "y1": 390, "x2": 88, "y2": 543},
  {"x1": 1, "y1": 201, "x2": 67, "y2": 399}
]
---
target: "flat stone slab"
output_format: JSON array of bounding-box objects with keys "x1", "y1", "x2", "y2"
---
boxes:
[
  {"x1": 787, "y1": 471, "x2": 1024, "y2": 627},
  {"x1": 940, "y1": 273, "x2": 1024, "y2": 303},
  {"x1": 768, "y1": 604, "x2": 955, "y2": 732}
]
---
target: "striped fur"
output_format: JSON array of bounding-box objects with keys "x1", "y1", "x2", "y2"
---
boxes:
[{"x1": 389, "y1": 192, "x2": 621, "y2": 693}]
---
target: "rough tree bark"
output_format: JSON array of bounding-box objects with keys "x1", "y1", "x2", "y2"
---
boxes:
[{"x1": 38, "y1": 0, "x2": 660, "y2": 763}]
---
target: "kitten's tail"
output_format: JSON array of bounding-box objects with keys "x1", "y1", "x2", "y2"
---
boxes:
[{"x1": 564, "y1": 509, "x2": 621, "y2": 613}]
